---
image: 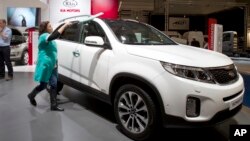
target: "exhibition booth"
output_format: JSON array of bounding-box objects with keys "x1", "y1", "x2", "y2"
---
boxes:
[
  {"x1": 0, "y1": 1, "x2": 250, "y2": 141},
  {"x1": 1, "y1": 0, "x2": 250, "y2": 110},
  {"x1": 1, "y1": 0, "x2": 119, "y2": 65},
  {"x1": 1, "y1": 1, "x2": 249, "y2": 106}
]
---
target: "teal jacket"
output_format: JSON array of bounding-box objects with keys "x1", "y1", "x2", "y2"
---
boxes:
[{"x1": 34, "y1": 33, "x2": 57, "y2": 82}]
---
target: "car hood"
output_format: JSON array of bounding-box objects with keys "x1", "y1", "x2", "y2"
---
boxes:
[
  {"x1": 125, "y1": 44, "x2": 233, "y2": 68},
  {"x1": 10, "y1": 28, "x2": 26, "y2": 46}
]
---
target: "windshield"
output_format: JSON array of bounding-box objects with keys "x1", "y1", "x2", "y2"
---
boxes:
[{"x1": 104, "y1": 20, "x2": 177, "y2": 45}]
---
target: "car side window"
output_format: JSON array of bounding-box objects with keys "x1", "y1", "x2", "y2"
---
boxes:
[
  {"x1": 59, "y1": 22, "x2": 81, "y2": 43},
  {"x1": 81, "y1": 21, "x2": 109, "y2": 45}
]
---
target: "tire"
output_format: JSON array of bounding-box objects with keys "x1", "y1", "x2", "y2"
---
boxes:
[
  {"x1": 114, "y1": 84, "x2": 159, "y2": 141},
  {"x1": 20, "y1": 50, "x2": 29, "y2": 65}
]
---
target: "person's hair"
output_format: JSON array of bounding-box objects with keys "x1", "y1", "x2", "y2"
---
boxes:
[
  {"x1": 39, "y1": 21, "x2": 50, "y2": 36},
  {"x1": 0, "y1": 19, "x2": 6, "y2": 24}
]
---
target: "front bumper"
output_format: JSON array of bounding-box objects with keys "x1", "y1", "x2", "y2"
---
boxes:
[
  {"x1": 162, "y1": 104, "x2": 242, "y2": 128},
  {"x1": 153, "y1": 71, "x2": 244, "y2": 125},
  {"x1": 10, "y1": 49, "x2": 23, "y2": 61}
]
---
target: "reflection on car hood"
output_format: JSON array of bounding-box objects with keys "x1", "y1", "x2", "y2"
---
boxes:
[{"x1": 126, "y1": 44, "x2": 233, "y2": 68}]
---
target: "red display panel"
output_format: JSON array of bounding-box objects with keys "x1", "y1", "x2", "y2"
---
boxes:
[
  {"x1": 208, "y1": 18, "x2": 217, "y2": 50},
  {"x1": 28, "y1": 29, "x2": 34, "y2": 65},
  {"x1": 91, "y1": 0, "x2": 118, "y2": 19}
]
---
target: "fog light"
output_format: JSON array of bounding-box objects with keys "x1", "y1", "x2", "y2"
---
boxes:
[{"x1": 186, "y1": 97, "x2": 200, "y2": 117}]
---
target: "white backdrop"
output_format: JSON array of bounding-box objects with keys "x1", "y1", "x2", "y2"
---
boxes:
[
  {"x1": 213, "y1": 24, "x2": 223, "y2": 53},
  {"x1": 32, "y1": 32, "x2": 39, "y2": 65},
  {"x1": 49, "y1": 0, "x2": 91, "y2": 24}
]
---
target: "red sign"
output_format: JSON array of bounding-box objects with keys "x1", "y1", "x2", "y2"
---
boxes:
[
  {"x1": 28, "y1": 29, "x2": 34, "y2": 65},
  {"x1": 208, "y1": 18, "x2": 217, "y2": 50},
  {"x1": 91, "y1": 0, "x2": 118, "y2": 19}
]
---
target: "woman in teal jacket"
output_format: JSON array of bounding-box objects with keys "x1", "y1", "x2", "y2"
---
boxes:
[{"x1": 27, "y1": 20, "x2": 71, "y2": 111}]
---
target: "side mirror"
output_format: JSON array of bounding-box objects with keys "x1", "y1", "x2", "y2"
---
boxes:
[{"x1": 84, "y1": 36, "x2": 104, "y2": 46}]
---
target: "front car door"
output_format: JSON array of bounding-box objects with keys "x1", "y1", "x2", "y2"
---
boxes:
[{"x1": 78, "y1": 21, "x2": 111, "y2": 93}]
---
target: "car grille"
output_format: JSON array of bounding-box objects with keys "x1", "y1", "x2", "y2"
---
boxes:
[{"x1": 207, "y1": 64, "x2": 238, "y2": 84}]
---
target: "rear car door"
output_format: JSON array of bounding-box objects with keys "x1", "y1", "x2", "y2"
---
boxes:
[{"x1": 57, "y1": 22, "x2": 83, "y2": 81}]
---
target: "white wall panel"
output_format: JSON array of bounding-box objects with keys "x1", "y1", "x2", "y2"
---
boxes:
[
  {"x1": 0, "y1": 0, "x2": 4, "y2": 19},
  {"x1": 48, "y1": 0, "x2": 91, "y2": 24}
]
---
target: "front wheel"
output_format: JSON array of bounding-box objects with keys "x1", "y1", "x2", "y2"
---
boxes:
[
  {"x1": 19, "y1": 50, "x2": 29, "y2": 65},
  {"x1": 114, "y1": 84, "x2": 159, "y2": 141}
]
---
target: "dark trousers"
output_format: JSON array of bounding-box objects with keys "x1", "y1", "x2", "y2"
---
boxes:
[
  {"x1": 0, "y1": 46, "x2": 13, "y2": 77},
  {"x1": 28, "y1": 68, "x2": 60, "y2": 109},
  {"x1": 35, "y1": 68, "x2": 58, "y2": 92}
]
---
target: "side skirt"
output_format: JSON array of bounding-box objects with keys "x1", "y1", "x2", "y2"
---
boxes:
[{"x1": 58, "y1": 74, "x2": 112, "y2": 105}]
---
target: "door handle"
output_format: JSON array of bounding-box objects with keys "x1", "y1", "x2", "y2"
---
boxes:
[{"x1": 73, "y1": 50, "x2": 80, "y2": 57}]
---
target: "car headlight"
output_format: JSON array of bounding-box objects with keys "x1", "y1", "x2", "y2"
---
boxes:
[{"x1": 160, "y1": 62, "x2": 215, "y2": 84}]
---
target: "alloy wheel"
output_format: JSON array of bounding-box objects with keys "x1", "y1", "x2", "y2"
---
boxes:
[
  {"x1": 117, "y1": 91, "x2": 149, "y2": 134},
  {"x1": 23, "y1": 51, "x2": 29, "y2": 65}
]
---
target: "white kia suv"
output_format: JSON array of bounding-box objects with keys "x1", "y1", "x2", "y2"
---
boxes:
[{"x1": 54, "y1": 15, "x2": 245, "y2": 141}]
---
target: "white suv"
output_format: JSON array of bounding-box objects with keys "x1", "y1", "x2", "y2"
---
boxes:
[
  {"x1": 54, "y1": 16, "x2": 244, "y2": 141},
  {"x1": 10, "y1": 28, "x2": 28, "y2": 65}
]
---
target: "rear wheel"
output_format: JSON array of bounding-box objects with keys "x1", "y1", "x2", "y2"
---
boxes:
[{"x1": 114, "y1": 84, "x2": 159, "y2": 141}]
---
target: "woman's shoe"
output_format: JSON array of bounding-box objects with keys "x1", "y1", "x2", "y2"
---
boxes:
[
  {"x1": 27, "y1": 89, "x2": 39, "y2": 106},
  {"x1": 51, "y1": 106, "x2": 64, "y2": 111},
  {"x1": 50, "y1": 88, "x2": 64, "y2": 111},
  {"x1": 27, "y1": 94, "x2": 37, "y2": 106}
]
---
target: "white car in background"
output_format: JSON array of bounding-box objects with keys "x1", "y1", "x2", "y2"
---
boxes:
[
  {"x1": 10, "y1": 28, "x2": 28, "y2": 65},
  {"x1": 53, "y1": 15, "x2": 245, "y2": 141}
]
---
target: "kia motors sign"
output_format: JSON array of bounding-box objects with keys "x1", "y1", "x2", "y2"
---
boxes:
[
  {"x1": 169, "y1": 17, "x2": 189, "y2": 30},
  {"x1": 49, "y1": 0, "x2": 90, "y2": 24},
  {"x1": 63, "y1": 0, "x2": 78, "y2": 8}
]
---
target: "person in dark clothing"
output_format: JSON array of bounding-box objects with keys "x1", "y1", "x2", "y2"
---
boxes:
[
  {"x1": 20, "y1": 15, "x2": 27, "y2": 27},
  {"x1": 191, "y1": 38, "x2": 200, "y2": 47},
  {"x1": 27, "y1": 20, "x2": 71, "y2": 111},
  {"x1": 0, "y1": 19, "x2": 13, "y2": 81}
]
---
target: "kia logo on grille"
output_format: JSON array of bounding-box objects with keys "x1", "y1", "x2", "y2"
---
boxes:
[
  {"x1": 63, "y1": 0, "x2": 78, "y2": 8},
  {"x1": 228, "y1": 71, "x2": 235, "y2": 78}
]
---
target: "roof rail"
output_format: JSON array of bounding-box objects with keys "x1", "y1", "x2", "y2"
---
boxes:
[
  {"x1": 59, "y1": 15, "x2": 90, "y2": 22},
  {"x1": 59, "y1": 12, "x2": 104, "y2": 23}
]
